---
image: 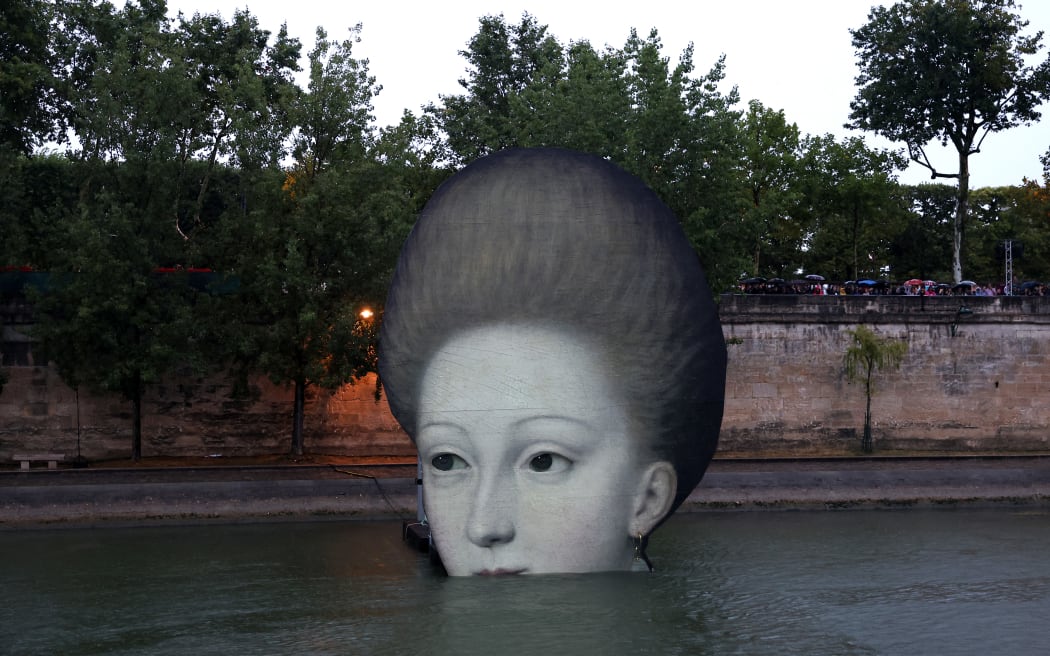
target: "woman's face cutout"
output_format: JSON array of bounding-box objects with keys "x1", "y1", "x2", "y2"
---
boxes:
[{"x1": 416, "y1": 324, "x2": 675, "y2": 576}]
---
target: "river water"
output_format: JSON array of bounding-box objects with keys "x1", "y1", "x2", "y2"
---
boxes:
[{"x1": 2, "y1": 508, "x2": 1047, "y2": 655}]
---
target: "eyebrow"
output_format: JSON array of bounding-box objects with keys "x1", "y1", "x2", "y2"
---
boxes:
[
  {"x1": 510, "y1": 415, "x2": 591, "y2": 432},
  {"x1": 419, "y1": 415, "x2": 464, "y2": 426},
  {"x1": 417, "y1": 415, "x2": 593, "y2": 442},
  {"x1": 416, "y1": 421, "x2": 469, "y2": 439}
]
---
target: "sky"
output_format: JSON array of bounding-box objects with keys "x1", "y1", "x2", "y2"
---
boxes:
[{"x1": 167, "y1": 0, "x2": 1050, "y2": 189}]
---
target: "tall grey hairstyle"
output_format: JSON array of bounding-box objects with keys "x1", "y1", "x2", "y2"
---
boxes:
[{"x1": 379, "y1": 147, "x2": 726, "y2": 514}]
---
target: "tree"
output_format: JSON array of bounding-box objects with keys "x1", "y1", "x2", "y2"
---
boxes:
[
  {"x1": 968, "y1": 183, "x2": 1050, "y2": 285},
  {"x1": 518, "y1": 39, "x2": 630, "y2": 155},
  {"x1": 848, "y1": 0, "x2": 1050, "y2": 283},
  {"x1": 46, "y1": 1, "x2": 300, "y2": 241},
  {"x1": 967, "y1": 185, "x2": 1018, "y2": 282},
  {"x1": 661, "y1": 55, "x2": 748, "y2": 295},
  {"x1": 29, "y1": 160, "x2": 206, "y2": 462},
  {"x1": 1, "y1": 155, "x2": 76, "y2": 412},
  {"x1": 0, "y1": 154, "x2": 81, "y2": 270},
  {"x1": 222, "y1": 27, "x2": 419, "y2": 456},
  {"x1": 290, "y1": 25, "x2": 378, "y2": 176},
  {"x1": 21, "y1": 3, "x2": 300, "y2": 460},
  {"x1": 430, "y1": 14, "x2": 747, "y2": 295},
  {"x1": 1010, "y1": 186, "x2": 1050, "y2": 284},
  {"x1": 432, "y1": 13, "x2": 565, "y2": 166},
  {"x1": 225, "y1": 159, "x2": 413, "y2": 456},
  {"x1": 594, "y1": 29, "x2": 748, "y2": 293},
  {"x1": 165, "y1": 9, "x2": 301, "y2": 238},
  {"x1": 737, "y1": 100, "x2": 804, "y2": 278},
  {"x1": 53, "y1": 0, "x2": 173, "y2": 164},
  {"x1": 17, "y1": 2, "x2": 187, "y2": 461},
  {"x1": 0, "y1": 0, "x2": 60, "y2": 155},
  {"x1": 843, "y1": 325, "x2": 908, "y2": 453},
  {"x1": 889, "y1": 184, "x2": 957, "y2": 281},
  {"x1": 800, "y1": 135, "x2": 908, "y2": 281}
]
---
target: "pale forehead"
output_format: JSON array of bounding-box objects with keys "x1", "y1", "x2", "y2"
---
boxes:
[{"x1": 417, "y1": 324, "x2": 620, "y2": 416}]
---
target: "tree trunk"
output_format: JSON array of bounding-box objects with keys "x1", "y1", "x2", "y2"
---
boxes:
[
  {"x1": 291, "y1": 377, "x2": 306, "y2": 456},
  {"x1": 863, "y1": 367, "x2": 874, "y2": 453},
  {"x1": 851, "y1": 206, "x2": 860, "y2": 281},
  {"x1": 952, "y1": 151, "x2": 969, "y2": 284},
  {"x1": 131, "y1": 372, "x2": 143, "y2": 462}
]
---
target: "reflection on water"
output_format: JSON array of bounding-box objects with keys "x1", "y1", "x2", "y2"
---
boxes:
[{"x1": 2, "y1": 508, "x2": 1048, "y2": 655}]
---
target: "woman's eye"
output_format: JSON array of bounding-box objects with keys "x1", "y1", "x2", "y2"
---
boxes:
[
  {"x1": 528, "y1": 452, "x2": 570, "y2": 473},
  {"x1": 431, "y1": 453, "x2": 468, "y2": 471}
]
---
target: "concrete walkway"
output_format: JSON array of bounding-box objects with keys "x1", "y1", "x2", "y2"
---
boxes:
[
  {"x1": 2, "y1": 456, "x2": 1049, "y2": 528},
  {"x1": 685, "y1": 456, "x2": 1050, "y2": 511}
]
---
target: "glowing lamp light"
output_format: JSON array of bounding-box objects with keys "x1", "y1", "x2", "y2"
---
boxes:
[{"x1": 359, "y1": 308, "x2": 374, "y2": 320}]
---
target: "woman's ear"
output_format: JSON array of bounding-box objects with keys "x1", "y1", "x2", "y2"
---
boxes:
[{"x1": 630, "y1": 461, "x2": 677, "y2": 537}]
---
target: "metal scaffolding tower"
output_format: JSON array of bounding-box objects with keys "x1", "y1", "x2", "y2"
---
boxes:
[{"x1": 1004, "y1": 239, "x2": 1013, "y2": 295}]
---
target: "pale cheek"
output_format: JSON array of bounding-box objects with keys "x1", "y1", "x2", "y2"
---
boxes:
[
  {"x1": 515, "y1": 476, "x2": 623, "y2": 525},
  {"x1": 518, "y1": 498, "x2": 606, "y2": 544},
  {"x1": 515, "y1": 484, "x2": 634, "y2": 570},
  {"x1": 422, "y1": 477, "x2": 470, "y2": 525}
]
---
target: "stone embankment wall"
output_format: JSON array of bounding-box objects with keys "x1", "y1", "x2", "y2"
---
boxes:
[
  {"x1": 2, "y1": 295, "x2": 1049, "y2": 461},
  {"x1": 0, "y1": 366, "x2": 412, "y2": 461},
  {"x1": 719, "y1": 294, "x2": 1050, "y2": 454}
]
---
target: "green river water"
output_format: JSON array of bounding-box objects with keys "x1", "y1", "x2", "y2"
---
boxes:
[{"x1": 2, "y1": 507, "x2": 1047, "y2": 655}]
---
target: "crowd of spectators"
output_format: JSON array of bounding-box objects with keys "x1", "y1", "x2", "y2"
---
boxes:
[{"x1": 737, "y1": 277, "x2": 1048, "y2": 297}]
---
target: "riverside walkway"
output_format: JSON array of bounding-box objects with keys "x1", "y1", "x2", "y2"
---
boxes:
[{"x1": 2, "y1": 455, "x2": 1049, "y2": 528}]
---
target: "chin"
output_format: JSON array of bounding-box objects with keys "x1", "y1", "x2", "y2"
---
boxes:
[{"x1": 474, "y1": 568, "x2": 528, "y2": 576}]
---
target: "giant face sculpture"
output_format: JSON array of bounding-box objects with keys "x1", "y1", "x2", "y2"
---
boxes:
[{"x1": 379, "y1": 148, "x2": 726, "y2": 575}]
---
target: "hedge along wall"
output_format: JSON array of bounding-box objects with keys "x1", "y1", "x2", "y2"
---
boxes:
[
  {"x1": 718, "y1": 294, "x2": 1050, "y2": 454},
  {"x1": 2, "y1": 295, "x2": 1049, "y2": 462}
]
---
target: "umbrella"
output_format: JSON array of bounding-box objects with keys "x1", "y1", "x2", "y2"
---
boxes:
[
  {"x1": 741, "y1": 276, "x2": 766, "y2": 285},
  {"x1": 857, "y1": 279, "x2": 878, "y2": 286},
  {"x1": 905, "y1": 278, "x2": 923, "y2": 286},
  {"x1": 804, "y1": 274, "x2": 825, "y2": 281},
  {"x1": 953, "y1": 280, "x2": 977, "y2": 289}
]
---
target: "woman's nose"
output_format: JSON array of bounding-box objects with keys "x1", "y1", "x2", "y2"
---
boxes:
[{"x1": 465, "y1": 475, "x2": 516, "y2": 547}]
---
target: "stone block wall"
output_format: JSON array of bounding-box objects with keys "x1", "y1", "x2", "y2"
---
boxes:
[
  {"x1": 2, "y1": 294, "x2": 1049, "y2": 461},
  {"x1": 718, "y1": 294, "x2": 1050, "y2": 454},
  {"x1": 0, "y1": 368, "x2": 412, "y2": 461}
]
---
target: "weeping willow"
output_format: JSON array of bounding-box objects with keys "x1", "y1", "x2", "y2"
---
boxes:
[{"x1": 843, "y1": 325, "x2": 908, "y2": 453}]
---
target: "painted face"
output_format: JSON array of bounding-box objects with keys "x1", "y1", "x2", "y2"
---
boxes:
[{"x1": 416, "y1": 324, "x2": 661, "y2": 576}]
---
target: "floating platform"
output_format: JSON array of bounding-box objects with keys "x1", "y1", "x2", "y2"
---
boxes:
[{"x1": 402, "y1": 519, "x2": 430, "y2": 552}]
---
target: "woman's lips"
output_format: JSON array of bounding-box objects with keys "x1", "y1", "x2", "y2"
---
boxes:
[{"x1": 475, "y1": 568, "x2": 526, "y2": 576}]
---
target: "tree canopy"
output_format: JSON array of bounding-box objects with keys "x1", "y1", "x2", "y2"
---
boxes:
[
  {"x1": 428, "y1": 14, "x2": 751, "y2": 292},
  {"x1": 848, "y1": 0, "x2": 1050, "y2": 282},
  {"x1": 1, "y1": 3, "x2": 426, "y2": 458},
  {"x1": 6, "y1": 5, "x2": 1050, "y2": 458}
]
